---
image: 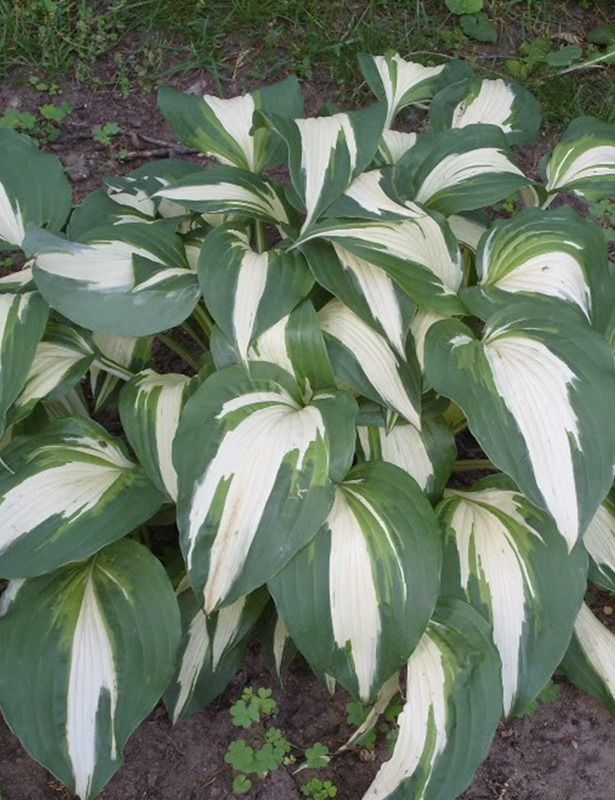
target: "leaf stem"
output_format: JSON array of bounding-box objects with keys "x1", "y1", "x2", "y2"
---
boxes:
[
  {"x1": 254, "y1": 220, "x2": 267, "y2": 253},
  {"x1": 454, "y1": 458, "x2": 495, "y2": 472},
  {"x1": 192, "y1": 303, "x2": 214, "y2": 338},
  {"x1": 541, "y1": 193, "x2": 556, "y2": 210},
  {"x1": 156, "y1": 334, "x2": 200, "y2": 372},
  {"x1": 92, "y1": 356, "x2": 134, "y2": 381}
]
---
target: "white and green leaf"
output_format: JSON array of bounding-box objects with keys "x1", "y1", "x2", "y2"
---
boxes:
[
  {"x1": 89, "y1": 331, "x2": 151, "y2": 411},
  {"x1": 438, "y1": 480, "x2": 588, "y2": 716},
  {"x1": 364, "y1": 598, "x2": 502, "y2": 800},
  {"x1": 374, "y1": 130, "x2": 417, "y2": 166},
  {"x1": 119, "y1": 369, "x2": 192, "y2": 502},
  {"x1": 298, "y1": 213, "x2": 464, "y2": 314},
  {"x1": 254, "y1": 105, "x2": 385, "y2": 233},
  {"x1": 561, "y1": 603, "x2": 615, "y2": 717},
  {"x1": 0, "y1": 538, "x2": 181, "y2": 800},
  {"x1": 269, "y1": 461, "x2": 442, "y2": 702},
  {"x1": 430, "y1": 77, "x2": 542, "y2": 144},
  {"x1": 198, "y1": 225, "x2": 313, "y2": 362},
  {"x1": 0, "y1": 129, "x2": 71, "y2": 248},
  {"x1": 545, "y1": 116, "x2": 615, "y2": 201},
  {"x1": 463, "y1": 206, "x2": 612, "y2": 329},
  {"x1": 425, "y1": 301, "x2": 615, "y2": 549},
  {"x1": 583, "y1": 490, "x2": 615, "y2": 592},
  {"x1": 319, "y1": 299, "x2": 422, "y2": 427},
  {"x1": 164, "y1": 583, "x2": 268, "y2": 723},
  {"x1": 174, "y1": 362, "x2": 357, "y2": 612},
  {"x1": 395, "y1": 125, "x2": 529, "y2": 214},
  {"x1": 0, "y1": 416, "x2": 165, "y2": 577},
  {"x1": 158, "y1": 77, "x2": 303, "y2": 173},
  {"x1": 29, "y1": 222, "x2": 201, "y2": 337}
]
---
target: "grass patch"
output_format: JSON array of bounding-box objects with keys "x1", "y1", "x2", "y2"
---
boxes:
[{"x1": 0, "y1": 0, "x2": 613, "y2": 129}]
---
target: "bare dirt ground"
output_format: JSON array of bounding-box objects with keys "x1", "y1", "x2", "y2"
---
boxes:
[{"x1": 0, "y1": 66, "x2": 614, "y2": 800}]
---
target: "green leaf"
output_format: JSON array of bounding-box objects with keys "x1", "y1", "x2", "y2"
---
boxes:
[
  {"x1": 254, "y1": 104, "x2": 386, "y2": 233},
  {"x1": 395, "y1": 125, "x2": 529, "y2": 214},
  {"x1": 545, "y1": 116, "x2": 615, "y2": 201},
  {"x1": 305, "y1": 743, "x2": 330, "y2": 768},
  {"x1": 174, "y1": 362, "x2": 357, "y2": 612},
  {"x1": 268, "y1": 461, "x2": 442, "y2": 702},
  {"x1": 364, "y1": 598, "x2": 502, "y2": 799},
  {"x1": 233, "y1": 774, "x2": 252, "y2": 794},
  {"x1": 583, "y1": 489, "x2": 615, "y2": 592},
  {"x1": 158, "y1": 77, "x2": 303, "y2": 173},
  {"x1": 462, "y1": 206, "x2": 613, "y2": 331},
  {"x1": 424, "y1": 302, "x2": 615, "y2": 550},
  {"x1": 164, "y1": 584, "x2": 268, "y2": 723},
  {"x1": 0, "y1": 129, "x2": 71, "y2": 248},
  {"x1": 198, "y1": 224, "x2": 313, "y2": 362},
  {"x1": 0, "y1": 416, "x2": 165, "y2": 577},
  {"x1": 0, "y1": 291, "x2": 48, "y2": 435},
  {"x1": 430, "y1": 77, "x2": 541, "y2": 144},
  {"x1": 226, "y1": 740, "x2": 258, "y2": 772},
  {"x1": 437, "y1": 478, "x2": 588, "y2": 716},
  {"x1": 29, "y1": 222, "x2": 201, "y2": 337},
  {"x1": 561, "y1": 603, "x2": 615, "y2": 716},
  {"x1": 0, "y1": 538, "x2": 181, "y2": 800},
  {"x1": 446, "y1": 0, "x2": 483, "y2": 13},
  {"x1": 460, "y1": 12, "x2": 498, "y2": 43},
  {"x1": 319, "y1": 299, "x2": 422, "y2": 427},
  {"x1": 587, "y1": 24, "x2": 615, "y2": 46},
  {"x1": 545, "y1": 45, "x2": 583, "y2": 68},
  {"x1": 298, "y1": 213, "x2": 465, "y2": 315}
]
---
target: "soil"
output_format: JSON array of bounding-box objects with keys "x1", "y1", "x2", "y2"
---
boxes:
[{"x1": 1, "y1": 51, "x2": 615, "y2": 800}]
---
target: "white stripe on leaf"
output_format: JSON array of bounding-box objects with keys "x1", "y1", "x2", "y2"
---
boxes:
[
  {"x1": 484, "y1": 333, "x2": 581, "y2": 548},
  {"x1": 584, "y1": 503, "x2": 615, "y2": 583},
  {"x1": 187, "y1": 391, "x2": 326, "y2": 612},
  {"x1": 203, "y1": 93, "x2": 257, "y2": 170},
  {"x1": 416, "y1": 149, "x2": 525, "y2": 206},
  {"x1": 328, "y1": 488, "x2": 382, "y2": 701},
  {"x1": 574, "y1": 603, "x2": 615, "y2": 699},
  {"x1": 547, "y1": 145, "x2": 615, "y2": 192},
  {"x1": 211, "y1": 595, "x2": 246, "y2": 671},
  {"x1": 358, "y1": 424, "x2": 433, "y2": 491},
  {"x1": 373, "y1": 55, "x2": 445, "y2": 126},
  {"x1": 378, "y1": 130, "x2": 417, "y2": 164},
  {"x1": 296, "y1": 113, "x2": 357, "y2": 232},
  {"x1": 365, "y1": 633, "x2": 447, "y2": 799},
  {"x1": 343, "y1": 170, "x2": 423, "y2": 219},
  {"x1": 451, "y1": 80, "x2": 516, "y2": 132},
  {"x1": 0, "y1": 182, "x2": 25, "y2": 247},
  {"x1": 319, "y1": 300, "x2": 420, "y2": 428},
  {"x1": 410, "y1": 309, "x2": 448, "y2": 371},
  {"x1": 173, "y1": 610, "x2": 209, "y2": 724},
  {"x1": 67, "y1": 574, "x2": 118, "y2": 800}
]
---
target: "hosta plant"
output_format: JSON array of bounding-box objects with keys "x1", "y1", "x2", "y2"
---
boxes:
[{"x1": 0, "y1": 52, "x2": 615, "y2": 800}]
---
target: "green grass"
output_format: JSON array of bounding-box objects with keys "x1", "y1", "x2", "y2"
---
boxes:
[{"x1": 0, "y1": 0, "x2": 613, "y2": 129}]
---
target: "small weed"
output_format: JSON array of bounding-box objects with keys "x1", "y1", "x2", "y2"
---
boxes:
[
  {"x1": 514, "y1": 680, "x2": 562, "y2": 718},
  {"x1": 0, "y1": 109, "x2": 37, "y2": 132},
  {"x1": 301, "y1": 778, "x2": 338, "y2": 799}
]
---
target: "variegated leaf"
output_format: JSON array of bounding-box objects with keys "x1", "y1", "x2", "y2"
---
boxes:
[
  {"x1": 438, "y1": 481, "x2": 588, "y2": 716},
  {"x1": 301, "y1": 240, "x2": 415, "y2": 356},
  {"x1": 358, "y1": 52, "x2": 449, "y2": 127},
  {"x1": 430, "y1": 77, "x2": 541, "y2": 144},
  {"x1": 158, "y1": 77, "x2": 303, "y2": 173},
  {"x1": 90, "y1": 331, "x2": 151, "y2": 411},
  {"x1": 174, "y1": 362, "x2": 357, "y2": 612},
  {"x1": 211, "y1": 300, "x2": 336, "y2": 398},
  {"x1": 424, "y1": 302, "x2": 615, "y2": 549},
  {"x1": 261, "y1": 607, "x2": 297, "y2": 684},
  {"x1": 269, "y1": 461, "x2": 442, "y2": 702},
  {"x1": 545, "y1": 116, "x2": 615, "y2": 201},
  {"x1": 29, "y1": 223, "x2": 200, "y2": 337},
  {"x1": 119, "y1": 369, "x2": 192, "y2": 501},
  {"x1": 164, "y1": 582, "x2": 268, "y2": 723},
  {"x1": 395, "y1": 125, "x2": 529, "y2": 214},
  {"x1": 154, "y1": 165, "x2": 290, "y2": 224},
  {"x1": 409, "y1": 308, "x2": 449, "y2": 372},
  {"x1": 364, "y1": 598, "x2": 501, "y2": 800},
  {"x1": 298, "y1": 213, "x2": 464, "y2": 314},
  {"x1": 447, "y1": 214, "x2": 487, "y2": 253},
  {"x1": 374, "y1": 130, "x2": 417, "y2": 166},
  {"x1": 338, "y1": 673, "x2": 400, "y2": 752},
  {"x1": 357, "y1": 413, "x2": 455, "y2": 499},
  {"x1": 561, "y1": 603, "x2": 615, "y2": 717},
  {"x1": 0, "y1": 263, "x2": 35, "y2": 292},
  {"x1": 9, "y1": 321, "x2": 96, "y2": 426},
  {"x1": 0, "y1": 416, "x2": 165, "y2": 577},
  {"x1": 198, "y1": 225, "x2": 313, "y2": 362},
  {"x1": 254, "y1": 105, "x2": 385, "y2": 233},
  {"x1": 583, "y1": 490, "x2": 615, "y2": 592},
  {"x1": 324, "y1": 169, "x2": 425, "y2": 221},
  {"x1": 0, "y1": 539, "x2": 181, "y2": 800},
  {"x1": 319, "y1": 299, "x2": 422, "y2": 427},
  {"x1": 463, "y1": 207, "x2": 612, "y2": 329},
  {"x1": 0, "y1": 291, "x2": 48, "y2": 435},
  {"x1": 0, "y1": 129, "x2": 71, "y2": 248}
]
